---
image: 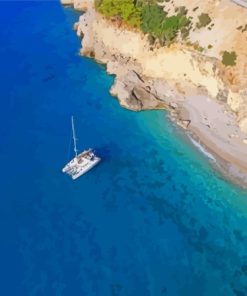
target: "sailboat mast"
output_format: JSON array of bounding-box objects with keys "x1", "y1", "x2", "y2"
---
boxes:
[{"x1": 71, "y1": 116, "x2": 78, "y2": 157}]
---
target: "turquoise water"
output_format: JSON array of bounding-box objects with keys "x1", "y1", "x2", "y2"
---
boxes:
[{"x1": 1, "y1": 1, "x2": 247, "y2": 295}]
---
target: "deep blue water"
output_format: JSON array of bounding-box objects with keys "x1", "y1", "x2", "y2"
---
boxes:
[{"x1": 1, "y1": 1, "x2": 247, "y2": 295}]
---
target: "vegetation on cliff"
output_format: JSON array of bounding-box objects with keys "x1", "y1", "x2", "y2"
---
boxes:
[
  {"x1": 196, "y1": 13, "x2": 211, "y2": 29},
  {"x1": 95, "y1": 0, "x2": 190, "y2": 45},
  {"x1": 222, "y1": 51, "x2": 237, "y2": 66},
  {"x1": 95, "y1": 0, "x2": 238, "y2": 68},
  {"x1": 141, "y1": 4, "x2": 190, "y2": 44},
  {"x1": 95, "y1": 0, "x2": 141, "y2": 27}
]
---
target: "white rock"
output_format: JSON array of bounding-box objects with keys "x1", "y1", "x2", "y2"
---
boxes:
[
  {"x1": 60, "y1": 0, "x2": 93, "y2": 11},
  {"x1": 169, "y1": 102, "x2": 178, "y2": 109},
  {"x1": 74, "y1": 0, "x2": 93, "y2": 11},
  {"x1": 60, "y1": 0, "x2": 74, "y2": 5}
]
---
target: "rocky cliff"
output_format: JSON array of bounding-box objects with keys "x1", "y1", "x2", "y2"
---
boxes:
[{"x1": 68, "y1": 0, "x2": 247, "y2": 134}]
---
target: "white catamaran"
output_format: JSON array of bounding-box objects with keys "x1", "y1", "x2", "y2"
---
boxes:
[{"x1": 62, "y1": 116, "x2": 101, "y2": 180}]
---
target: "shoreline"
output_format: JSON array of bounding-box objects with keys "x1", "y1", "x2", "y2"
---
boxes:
[
  {"x1": 183, "y1": 95, "x2": 247, "y2": 188},
  {"x1": 186, "y1": 127, "x2": 247, "y2": 191},
  {"x1": 168, "y1": 95, "x2": 247, "y2": 189},
  {"x1": 61, "y1": 0, "x2": 247, "y2": 190}
]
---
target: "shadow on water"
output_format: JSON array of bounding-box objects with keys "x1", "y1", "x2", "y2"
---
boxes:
[{"x1": 96, "y1": 144, "x2": 113, "y2": 159}]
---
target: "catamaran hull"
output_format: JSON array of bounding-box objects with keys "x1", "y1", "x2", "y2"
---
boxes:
[
  {"x1": 72, "y1": 157, "x2": 101, "y2": 180},
  {"x1": 62, "y1": 155, "x2": 101, "y2": 180}
]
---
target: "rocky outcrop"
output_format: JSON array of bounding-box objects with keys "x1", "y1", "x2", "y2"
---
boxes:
[
  {"x1": 60, "y1": 0, "x2": 74, "y2": 5},
  {"x1": 109, "y1": 68, "x2": 180, "y2": 111},
  {"x1": 72, "y1": 0, "x2": 247, "y2": 134},
  {"x1": 61, "y1": 0, "x2": 247, "y2": 132},
  {"x1": 61, "y1": 0, "x2": 92, "y2": 11}
]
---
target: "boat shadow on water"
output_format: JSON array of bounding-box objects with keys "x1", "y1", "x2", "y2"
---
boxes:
[{"x1": 95, "y1": 144, "x2": 112, "y2": 160}]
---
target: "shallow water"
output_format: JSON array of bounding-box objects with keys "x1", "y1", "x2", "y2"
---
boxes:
[{"x1": 1, "y1": 2, "x2": 247, "y2": 295}]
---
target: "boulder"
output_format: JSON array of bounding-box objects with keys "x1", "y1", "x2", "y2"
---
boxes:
[
  {"x1": 60, "y1": 0, "x2": 93, "y2": 11},
  {"x1": 240, "y1": 117, "x2": 247, "y2": 133},
  {"x1": 60, "y1": 0, "x2": 74, "y2": 5},
  {"x1": 74, "y1": 0, "x2": 93, "y2": 11},
  {"x1": 131, "y1": 86, "x2": 159, "y2": 109},
  {"x1": 177, "y1": 120, "x2": 191, "y2": 129},
  {"x1": 169, "y1": 102, "x2": 178, "y2": 109}
]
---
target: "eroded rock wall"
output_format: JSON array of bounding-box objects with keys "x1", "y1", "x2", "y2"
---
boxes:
[{"x1": 63, "y1": 0, "x2": 247, "y2": 132}]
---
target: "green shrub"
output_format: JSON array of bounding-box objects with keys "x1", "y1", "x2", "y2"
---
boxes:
[
  {"x1": 222, "y1": 51, "x2": 237, "y2": 66},
  {"x1": 141, "y1": 4, "x2": 190, "y2": 43},
  {"x1": 160, "y1": 15, "x2": 189, "y2": 42},
  {"x1": 181, "y1": 27, "x2": 190, "y2": 40},
  {"x1": 147, "y1": 34, "x2": 155, "y2": 45},
  {"x1": 95, "y1": 0, "x2": 141, "y2": 27},
  {"x1": 175, "y1": 6, "x2": 188, "y2": 16},
  {"x1": 242, "y1": 24, "x2": 247, "y2": 32},
  {"x1": 196, "y1": 13, "x2": 212, "y2": 29},
  {"x1": 96, "y1": 0, "x2": 191, "y2": 45},
  {"x1": 95, "y1": 0, "x2": 103, "y2": 8},
  {"x1": 140, "y1": 4, "x2": 165, "y2": 36},
  {"x1": 193, "y1": 42, "x2": 204, "y2": 52}
]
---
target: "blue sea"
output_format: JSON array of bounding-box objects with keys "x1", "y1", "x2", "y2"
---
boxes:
[{"x1": 1, "y1": 1, "x2": 247, "y2": 295}]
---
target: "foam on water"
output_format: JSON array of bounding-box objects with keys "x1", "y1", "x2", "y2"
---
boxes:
[{"x1": 188, "y1": 135, "x2": 217, "y2": 162}]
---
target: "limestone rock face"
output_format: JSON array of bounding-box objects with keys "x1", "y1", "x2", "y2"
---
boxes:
[
  {"x1": 60, "y1": 0, "x2": 92, "y2": 11},
  {"x1": 64, "y1": 0, "x2": 247, "y2": 134},
  {"x1": 240, "y1": 118, "x2": 247, "y2": 133},
  {"x1": 60, "y1": 0, "x2": 74, "y2": 5},
  {"x1": 74, "y1": 0, "x2": 93, "y2": 11},
  {"x1": 110, "y1": 70, "x2": 172, "y2": 111}
]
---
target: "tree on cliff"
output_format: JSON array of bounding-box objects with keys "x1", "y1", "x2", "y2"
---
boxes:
[
  {"x1": 141, "y1": 4, "x2": 190, "y2": 44},
  {"x1": 96, "y1": 0, "x2": 190, "y2": 45},
  {"x1": 95, "y1": 0, "x2": 141, "y2": 27}
]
